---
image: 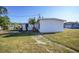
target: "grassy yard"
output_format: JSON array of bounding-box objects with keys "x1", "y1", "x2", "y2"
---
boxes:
[
  {"x1": 0, "y1": 29, "x2": 79, "y2": 53},
  {"x1": 0, "y1": 32, "x2": 71, "y2": 53},
  {"x1": 43, "y1": 29, "x2": 79, "y2": 52}
]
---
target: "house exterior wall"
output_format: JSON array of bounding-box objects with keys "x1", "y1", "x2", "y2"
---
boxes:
[
  {"x1": 64, "y1": 24, "x2": 72, "y2": 28},
  {"x1": 21, "y1": 24, "x2": 26, "y2": 31},
  {"x1": 0, "y1": 26, "x2": 2, "y2": 30},
  {"x1": 39, "y1": 20, "x2": 64, "y2": 33},
  {"x1": 72, "y1": 24, "x2": 79, "y2": 28},
  {"x1": 8, "y1": 25, "x2": 15, "y2": 30},
  {"x1": 28, "y1": 24, "x2": 33, "y2": 30},
  {"x1": 64, "y1": 23, "x2": 79, "y2": 29},
  {"x1": 35, "y1": 23, "x2": 39, "y2": 30}
]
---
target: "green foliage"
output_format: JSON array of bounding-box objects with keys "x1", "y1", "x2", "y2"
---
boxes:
[
  {"x1": 11, "y1": 22, "x2": 20, "y2": 30},
  {"x1": 29, "y1": 18, "x2": 36, "y2": 25},
  {"x1": 28, "y1": 18, "x2": 37, "y2": 31},
  {"x1": 0, "y1": 30, "x2": 78, "y2": 52},
  {"x1": 0, "y1": 16, "x2": 10, "y2": 30},
  {"x1": 0, "y1": 6, "x2": 10, "y2": 30},
  {"x1": 0, "y1": 6, "x2": 8, "y2": 15},
  {"x1": 43, "y1": 29, "x2": 79, "y2": 52}
]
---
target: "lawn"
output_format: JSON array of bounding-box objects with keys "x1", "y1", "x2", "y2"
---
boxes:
[
  {"x1": 0, "y1": 29, "x2": 79, "y2": 53},
  {"x1": 0, "y1": 32, "x2": 68, "y2": 53},
  {"x1": 43, "y1": 29, "x2": 79, "y2": 52}
]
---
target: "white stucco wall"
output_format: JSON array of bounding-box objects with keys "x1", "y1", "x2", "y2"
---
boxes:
[
  {"x1": 39, "y1": 20, "x2": 64, "y2": 33},
  {"x1": 21, "y1": 24, "x2": 26, "y2": 31},
  {"x1": 35, "y1": 23, "x2": 39, "y2": 30},
  {"x1": 28, "y1": 24, "x2": 33, "y2": 30}
]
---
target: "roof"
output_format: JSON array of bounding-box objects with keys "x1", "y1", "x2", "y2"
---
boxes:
[
  {"x1": 64, "y1": 22, "x2": 79, "y2": 24},
  {"x1": 39, "y1": 18, "x2": 66, "y2": 21},
  {"x1": 19, "y1": 23, "x2": 28, "y2": 25}
]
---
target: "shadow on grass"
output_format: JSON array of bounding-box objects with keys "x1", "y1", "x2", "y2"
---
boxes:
[
  {"x1": 3, "y1": 31, "x2": 57, "y2": 38},
  {"x1": 3, "y1": 32, "x2": 38, "y2": 38}
]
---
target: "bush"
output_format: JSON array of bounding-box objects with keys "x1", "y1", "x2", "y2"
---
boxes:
[{"x1": 3, "y1": 26, "x2": 8, "y2": 30}]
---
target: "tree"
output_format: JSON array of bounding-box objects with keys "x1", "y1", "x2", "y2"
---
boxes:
[
  {"x1": 0, "y1": 6, "x2": 8, "y2": 16},
  {"x1": 29, "y1": 18, "x2": 36, "y2": 25},
  {"x1": 28, "y1": 17, "x2": 36, "y2": 31},
  {"x1": 0, "y1": 6, "x2": 10, "y2": 30},
  {"x1": 0, "y1": 16, "x2": 10, "y2": 30}
]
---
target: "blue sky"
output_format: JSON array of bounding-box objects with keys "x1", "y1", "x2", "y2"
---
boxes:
[{"x1": 5, "y1": 6, "x2": 79, "y2": 23}]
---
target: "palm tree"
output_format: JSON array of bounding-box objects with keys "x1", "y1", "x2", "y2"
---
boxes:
[
  {"x1": 0, "y1": 6, "x2": 8, "y2": 16},
  {"x1": 29, "y1": 18, "x2": 36, "y2": 25},
  {"x1": 29, "y1": 17, "x2": 36, "y2": 31}
]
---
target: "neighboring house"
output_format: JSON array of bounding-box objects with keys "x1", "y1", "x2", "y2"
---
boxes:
[
  {"x1": 19, "y1": 23, "x2": 28, "y2": 31},
  {"x1": 20, "y1": 23, "x2": 38, "y2": 31},
  {"x1": 8, "y1": 25, "x2": 15, "y2": 30},
  {"x1": 38, "y1": 18, "x2": 65, "y2": 33},
  {"x1": 64, "y1": 22, "x2": 79, "y2": 29},
  {"x1": 0, "y1": 26, "x2": 2, "y2": 30}
]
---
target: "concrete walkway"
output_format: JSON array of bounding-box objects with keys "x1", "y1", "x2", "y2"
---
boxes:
[{"x1": 32, "y1": 34, "x2": 77, "y2": 53}]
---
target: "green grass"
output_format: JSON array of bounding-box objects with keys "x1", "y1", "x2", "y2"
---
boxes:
[
  {"x1": 0, "y1": 32, "x2": 52, "y2": 53},
  {"x1": 0, "y1": 33, "x2": 36, "y2": 52},
  {"x1": 43, "y1": 29, "x2": 79, "y2": 52},
  {"x1": 0, "y1": 29, "x2": 79, "y2": 53}
]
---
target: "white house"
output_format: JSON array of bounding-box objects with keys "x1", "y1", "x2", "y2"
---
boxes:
[
  {"x1": 20, "y1": 23, "x2": 28, "y2": 31},
  {"x1": 8, "y1": 25, "x2": 15, "y2": 30},
  {"x1": 19, "y1": 18, "x2": 65, "y2": 33},
  {"x1": 28, "y1": 24, "x2": 33, "y2": 31},
  {"x1": 0, "y1": 26, "x2": 2, "y2": 30},
  {"x1": 64, "y1": 22, "x2": 79, "y2": 29},
  {"x1": 38, "y1": 18, "x2": 65, "y2": 33},
  {"x1": 21, "y1": 23, "x2": 26, "y2": 31}
]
